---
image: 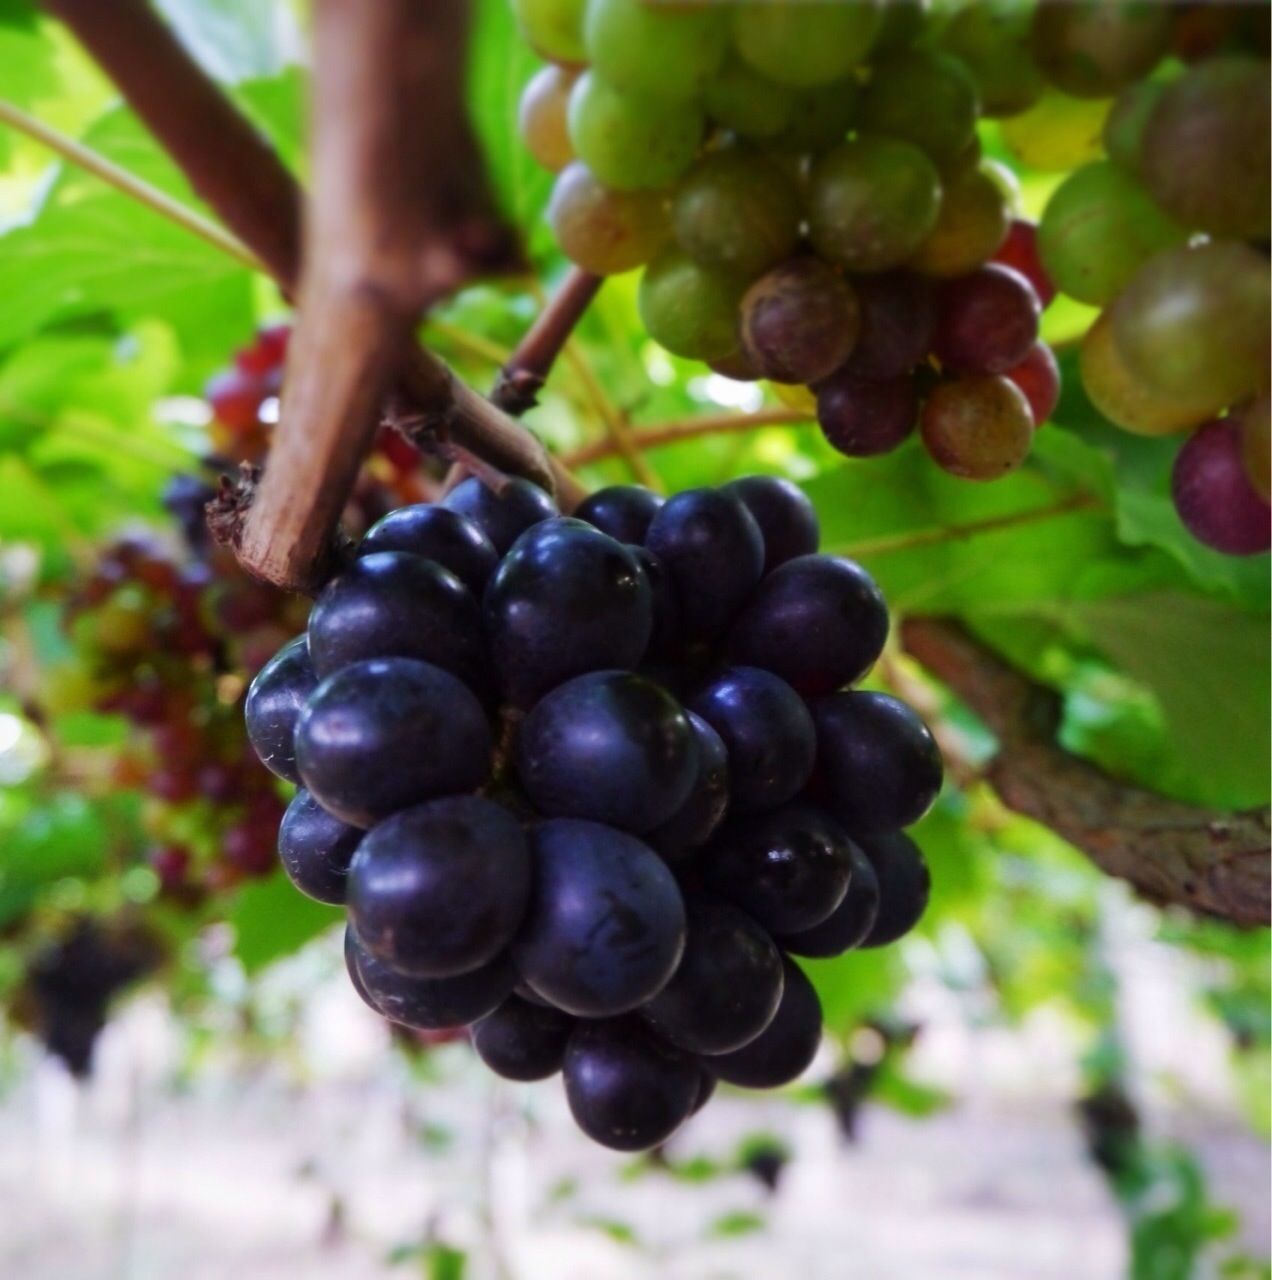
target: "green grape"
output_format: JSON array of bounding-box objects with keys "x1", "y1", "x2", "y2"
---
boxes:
[
  {"x1": 919, "y1": 375, "x2": 1034, "y2": 480},
  {"x1": 1000, "y1": 90, "x2": 1109, "y2": 172},
  {"x1": 1030, "y1": 0, "x2": 1172, "y2": 99},
  {"x1": 937, "y1": 0, "x2": 1044, "y2": 118},
  {"x1": 980, "y1": 158, "x2": 1022, "y2": 216},
  {"x1": 858, "y1": 49, "x2": 979, "y2": 166},
  {"x1": 940, "y1": 130, "x2": 984, "y2": 181},
  {"x1": 808, "y1": 136, "x2": 942, "y2": 274},
  {"x1": 519, "y1": 66, "x2": 577, "y2": 173},
  {"x1": 768, "y1": 79, "x2": 860, "y2": 154},
  {"x1": 732, "y1": 0, "x2": 883, "y2": 89},
  {"x1": 584, "y1": 0, "x2": 729, "y2": 101},
  {"x1": 1037, "y1": 162, "x2": 1187, "y2": 307},
  {"x1": 1109, "y1": 241, "x2": 1271, "y2": 418},
  {"x1": 638, "y1": 246, "x2": 747, "y2": 361},
  {"x1": 568, "y1": 71, "x2": 703, "y2": 192},
  {"x1": 907, "y1": 164, "x2": 1008, "y2": 278},
  {"x1": 702, "y1": 56, "x2": 797, "y2": 139},
  {"x1": 512, "y1": 0, "x2": 587, "y2": 65},
  {"x1": 1238, "y1": 396, "x2": 1271, "y2": 502},
  {"x1": 672, "y1": 151, "x2": 802, "y2": 280},
  {"x1": 1101, "y1": 78, "x2": 1166, "y2": 174},
  {"x1": 872, "y1": 0, "x2": 929, "y2": 55},
  {"x1": 548, "y1": 162, "x2": 670, "y2": 276},
  {"x1": 1140, "y1": 56, "x2": 1271, "y2": 239}
]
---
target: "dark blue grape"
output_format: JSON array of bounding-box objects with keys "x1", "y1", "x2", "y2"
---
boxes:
[
  {"x1": 512, "y1": 819, "x2": 686, "y2": 1017},
  {"x1": 441, "y1": 476, "x2": 557, "y2": 553},
  {"x1": 278, "y1": 788, "x2": 362, "y2": 905},
  {"x1": 640, "y1": 896, "x2": 784, "y2": 1055},
  {"x1": 472, "y1": 996, "x2": 575, "y2": 1081},
  {"x1": 630, "y1": 546, "x2": 683, "y2": 662},
  {"x1": 728, "y1": 554, "x2": 888, "y2": 695},
  {"x1": 644, "y1": 488, "x2": 764, "y2": 641},
  {"x1": 646, "y1": 711, "x2": 729, "y2": 859},
  {"x1": 722, "y1": 475, "x2": 820, "y2": 573},
  {"x1": 358, "y1": 504, "x2": 499, "y2": 594},
  {"x1": 779, "y1": 839, "x2": 880, "y2": 957},
  {"x1": 576, "y1": 485, "x2": 666, "y2": 544},
  {"x1": 708, "y1": 956, "x2": 822, "y2": 1089},
  {"x1": 811, "y1": 691, "x2": 942, "y2": 833},
  {"x1": 688, "y1": 666, "x2": 815, "y2": 814},
  {"x1": 295, "y1": 658, "x2": 492, "y2": 827},
  {"x1": 245, "y1": 636, "x2": 316, "y2": 784},
  {"x1": 702, "y1": 802, "x2": 853, "y2": 935},
  {"x1": 563, "y1": 1017, "x2": 700, "y2": 1151},
  {"x1": 485, "y1": 518, "x2": 652, "y2": 708},
  {"x1": 691, "y1": 1064, "x2": 717, "y2": 1114},
  {"x1": 516, "y1": 671, "x2": 697, "y2": 833},
  {"x1": 348, "y1": 795, "x2": 530, "y2": 977},
  {"x1": 345, "y1": 928, "x2": 516, "y2": 1029},
  {"x1": 858, "y1": 831, "x2": 930, "y2": 947},
  {"x1": 306, "y1": 552, "x2": 487, "y2": 692}
]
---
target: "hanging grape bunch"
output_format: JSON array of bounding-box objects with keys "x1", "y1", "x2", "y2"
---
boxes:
[{"x1": 246, "y1": 475, "x2": 940, "y2": 1151}]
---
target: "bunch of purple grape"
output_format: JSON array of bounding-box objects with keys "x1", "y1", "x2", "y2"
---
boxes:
[{"x1": 246, "y1": 474, "x2": 940, "y2": 1151}]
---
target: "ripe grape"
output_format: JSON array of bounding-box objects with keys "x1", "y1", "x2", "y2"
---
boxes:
[
  {"x1": 548, "y1": 162, "x2": 670, "y2": 277},
  {"x1": 278, "y1": 789, "x2": 361, "y2": 905},
  {"x1": 511, "y1": 0, "x2": 586, "y2": 65},
  {"x1": 359, "y1": 504, "x2": 499, "y2": 595},
  {"x1": 838, "y1": 271, "x2": 935, "y2": 380},
  {"x1": 630, "y1": 546, "x2": 682, "y2": 663},
  {"x1": 512, "y1": 818, "x2": 686, "y2": 1017},
  {"x1": 348, "y1": 796, "x2": 530, "y2": 978},
  {"x1": 728, "y1": 554, "x2": 888, "y2": 695},
  {"x1": 938, "y1": 0, "x2": 1044, "y2": 118},
  {"x1": 1238, "y1": 396, "x2": 1272, "y2": 502},
  {"x1": 575, "y1": 484, "x2": 665, "y2": 544},
  {"x1": 1171, "y1": 419, "x2": 1272, "y2": 556},
  {"x1": 472, "y1": 997, "x2": 574, "y2": 1082},
  {"x1": 920, "y1": 374, "x2": 1034, "y2": 480},
  {"x1": 739, "y1": 257, "x2": 860, "y2": 385},
  {"x1": 295, "y1": 658, "x2": 492, "y2": 827},
  {"x1": 779, "y1": 840, "x2": 880, "y2": 958},
  {"x1": 721, "y1": 474, "x2": 819, "y2": 573},
  {"x1": 244, "y1": 636, "x2": 316, "y2": 784},
  {"x1": 1000, "y1": 89, "x2": 1108, "y2": 173},
  {"x1": 518, "y1": 65, "x2": 576, "y2": 172},
  {"x1": 817, "y1": 371, "x2": 919, "y2": 458},
  {"x1": 1030, "y1": 0, "x2": 1171, "y2": 99},
  {"x1": 932, "y1": 264, "x2": 1041, "y2": 375},
  {"x1": 731, "y1": 0, "x2": 882, "y2": 89},
  {"x1": 858, "y1": 832, "x2": 931, "y2": 947},
  {"x1": 205, "y1": 366, "x2": 265, "y2": 432},
  {"x1": 908, "y1": 165, "x2": 1009, "y2": 279},
  {"x1": 646, "y1": 711, "x2": 729, "y2": 860},
  {"x1": 808, "y1": 137, "x2": 943, "y2": 274},
  {"x1": 990, "y1": 219, "x2": 1055, "y2": 308},
  {"x1": 811, "y1": 690, "x2": 943, "y2": 833},
  {"x1": 440, "y1": 476, "x2": 557, "y2": 555},
  {"x1": 640, "y1": 896, "x2": 784, "y2": 1055},
  {"x1": 638, "y1": 246, "x2": 747, "y2": 362},
  {"x1": 1004, "y1": 342, "x2": 1061, "y2": 428},
  {"x1": 702, "y1": 56, "x2": 796, "y2": 139},
  {"x1": 584, "y1": 0, "x2": 728, "y2": 102},
  {"x1": 858, "y1": 49, "x2": 980, "y2": 166}
]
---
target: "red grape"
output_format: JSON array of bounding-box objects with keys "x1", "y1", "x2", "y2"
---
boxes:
[
  {"x1": 1004, "y1": 341, "x2": 1061, "y2": 427},
  {"x1": 816, "y1": 371, "x2": 919, "y2": 457},
  {"x1": 1172, "y1": 419, "x2": 1271, "y2": 555},
  {"x1": 838, "y1": 272, "x2": 935, "y2": 381},
  {"x1": 932, "y1": 264, "x2": 1040, "y2": 375},
  {"x1": 991, "y1": 219, "x2": 1055, "y2": 307},
  {"x1": 206, "y1": 367, "x2": 266, "y2": 432}
]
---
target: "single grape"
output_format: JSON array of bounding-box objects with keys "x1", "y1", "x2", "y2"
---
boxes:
[
  {"x1": 205, "y1": 366, "x2": 264, "y2": 432},
  {"x1": 519, "y1": 65, "x2": 576, "y2": 172},
  {"x1": 907, "y1": 165, "x2": 1009, "y2": 279},
  {"x1": 568, "y1": 71, "x2": 703, "y2": 192},
  {"x1": 584, "y1": 0, "x2": 728, "y2": 101},
  {"x1": 638, "y1": 246, "x2": 748, "y2": 362},
  {"x1": 646, "y1": 711, "x2": 730, "y2": 860},
  {"x1": 703, "y1": 802, "x2": 854, "y2": 935},
  {"x1": 932, "y1": 264, "x2": 1041, "y2": 376},
  {"x1": 811, "y1": 691, "x2": 943, "y2": 833},
  {"x1": 512, "y1": 818, "x2": 686, "y2": 1017},
  {"x1": 295, "y1": 658, "x2": 492, "y2": 828},
  {"x1": 688, "y1": 666, "x2": 816, "y2": 814},
  {"x1": 485, "y1": 518, "x2": 652, "y2": 708},
  {"x1": 672, "y1": 150, "x2": 803, "y2": 280},
  {"x1": 920, "y1": 374, "x2": 1034, "y2": 479},
  {"x1": 779, "y1": 840, "x2": 880, "y2": 958},
  {"x1": 575, "y1": 485, "x2": 664, "y2": 545},
  {"x1": 937, "y1": 0, "x2": 1044, "y2": 118},
  {"x1": 630, "y1": 546, "x2": 682, "y2": 663},
  {"x1": 858, "y1": 832, "x2": 931, "y2": 947},
  {"x1": 563, "y1": 1017, "x2": 700, "y2": 1151},
  {"x1": 990, "y1": 219, "x2": 1055, "y2": 309},
  {"x1": 1171, "y1": 419, "x2": 1272, "y2": 556},
  {"x1": 708, "y1": 956, "x2": 821, "y2": 1089},
  {"x1": 728, "y1": 554, "x2": 888, "y2": 695},
  {"x1": 816, "y1": 371, "x2": 919, "y2": 458},
  {"x1": 872, "y1": 0, "x2": 928, "y2": 54},
  {"x1": 640, "y1": 896, "x2": 784, "y2": 1055},
  {"x1": 707, "y1": 348, "x2": 762, "y2": 382},
  {"x1": 702, "y1": 55, "x2": 797, "y2": 139},
  {"x1": 768, "y1": 79, "x2": 860, "y2": 153},
  {"x1": 1030, "y1": 0, "x2": 1172, "y2": 99},
  {"x1": 348, "y1": 796, "x2": 530, "y2": 978},
  {"x1": 721, "y1": 474, "x2": 819, "y2": 573},
  {"x1": 278, "y1": 788, "x2": 361, "y2": 905},
  {"x1": 808, "y1": 137, "x2": 942, "y2": 275},
  {"x1": 739, "y1": 257, "x2": 860, "y2": 385},
  {"x1": 440, "y1": 476, "x2": 556, "y2": 555},
  {"x1": 858, "y1": 49, "x2": 980, "y2": 166},
  {"x1": 472, "y1": 997, "x2": 575, "y2": 1082},
  {"x1": 691, "y1": 1065, "x2": 717, "y2": 1115},
  {"x1": 244, "y1": 636, "x2": 316, "y2": 784},
  {"x1": 1102, "y1": 78, "x2": 1165, "y2": 175},
  {"x1": 838, "y1": 272, "x2": 935, "y2": 380},
  {"x1": 644, "y1": 488, "x2": 764, "y2": 642},
  {"x1": 1000, "y1": 89, "x2": 1109, "y2": 173},
  {"x1": 548, "y1": 162, "x2": 670, "y2": 277},
  {"x1": 359, "y1": 504, "x2": 498, "y2": 595},
  {"x1": 511, "y1": 0, "x2": 586, "y2": 65},
  {"x1": 1238, "y1": 396, "x2": 1272, "y2": 502},
  {"x1": 1005, "y1": 342, "x2": 1061, "y2": 428},
  {"x1": 731, "y1": 0, "x2": 882, "y2": 89}
]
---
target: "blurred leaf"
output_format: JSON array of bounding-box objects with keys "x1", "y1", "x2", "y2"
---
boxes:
[
  {"x1": 154, "y1": 0, "x2": 302, "y2": 83},
  {"x1": 228, "y1": 874, "x2": 337, "y2": 975},
  {"x1": 708, "y1": 1210, "x2": 766, "y2": 1238}
]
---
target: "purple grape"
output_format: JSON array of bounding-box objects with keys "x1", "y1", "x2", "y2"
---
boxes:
[{"x1": 1171, "y1": 419, "x2": 1272, "y2": 556}]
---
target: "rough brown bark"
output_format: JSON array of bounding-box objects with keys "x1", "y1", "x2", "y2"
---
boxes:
[{"x1": 901, "y1": 617, "x2": 1271, "y2": 927}]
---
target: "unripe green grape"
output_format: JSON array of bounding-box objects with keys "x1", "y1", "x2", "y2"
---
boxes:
[
  {"x1": 908, "y1": 165, "x2": 1008, "y2": 279},
  {"x1": 568, "y1": 71, "x2": 703, "y2": 192},
  {"x1": 768, "y1": 79, "x2": 860, "y2": 154},
  {"x1": 858, "y1": 49, "x2": 980, "y2": 166},
  {"x1": 920, "y1": 375, "x2": 1034, "y2": 480},
  {"x1": 1000, "y1": 90, "x2": 1108, "y2": 173},
  {"x1": 1038, "y1": 162, "x2": 1187, "y2": 306},
  {"x1": 672, "y1": 151, "x2": 802, "y2": 280},
  {"x1": 584, "y1": 0, "x2": 729, "y2": 101},
  {"x1": 1109, "y1": 241, "x2": 1271, "y2": 418},
  {"x1": 1031, "y1": 0, "x2": 1172, "y2": 99},
  {"x1": 808, "y1": 136, "x2": 942, "y2": 274},
  {"x1": 1102, "y1": 79, "x2": 1166, "y2": 175},
  {"x1": 512, "y1": 0, "x2": 587, "y2": 65},
  {"x1": 639, "y1": 247, "x2": 747, "y2": 361},
  {"x1": 702, "y1": 56, "x2": 797, "y2": 139},
  {"x1": 937, "y1": 0, "x2": 1044, "y2": 118},
  {"x1": 732, "y1": 0, "x2": 883, "y2": 89},
  {"x1": 519, "y1": 66, "x2": 577, "y2": 173},
  {"x1": 873, "y1": 0, "x2": 929, "y2": 55},
  {"x1": 548, "y1": 162, "x2": 670, "y2": 276},
  {"x1": 1139, "y1": 56, "x2": 1271, "y2": 239}
]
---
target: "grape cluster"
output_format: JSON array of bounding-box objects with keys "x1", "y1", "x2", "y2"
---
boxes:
[{"x1": 246, "y1": 474, "x2": 941, "y2": 1151}]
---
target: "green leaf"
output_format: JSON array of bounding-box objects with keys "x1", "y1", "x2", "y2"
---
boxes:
[
  {"x1": 228, "y1": 873, "x2": 338, "y2": 975},
  {"x1": 154, "y1": 0, "x2": 302, "y2": 83},
  {"x1": 708, "y1": 1210, "x2": 766, "y2": 1238}
]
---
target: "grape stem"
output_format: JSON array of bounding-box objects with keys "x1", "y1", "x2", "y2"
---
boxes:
[{"x1": 901, "y1": 617, "x2": 1271, "y2": 927}]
